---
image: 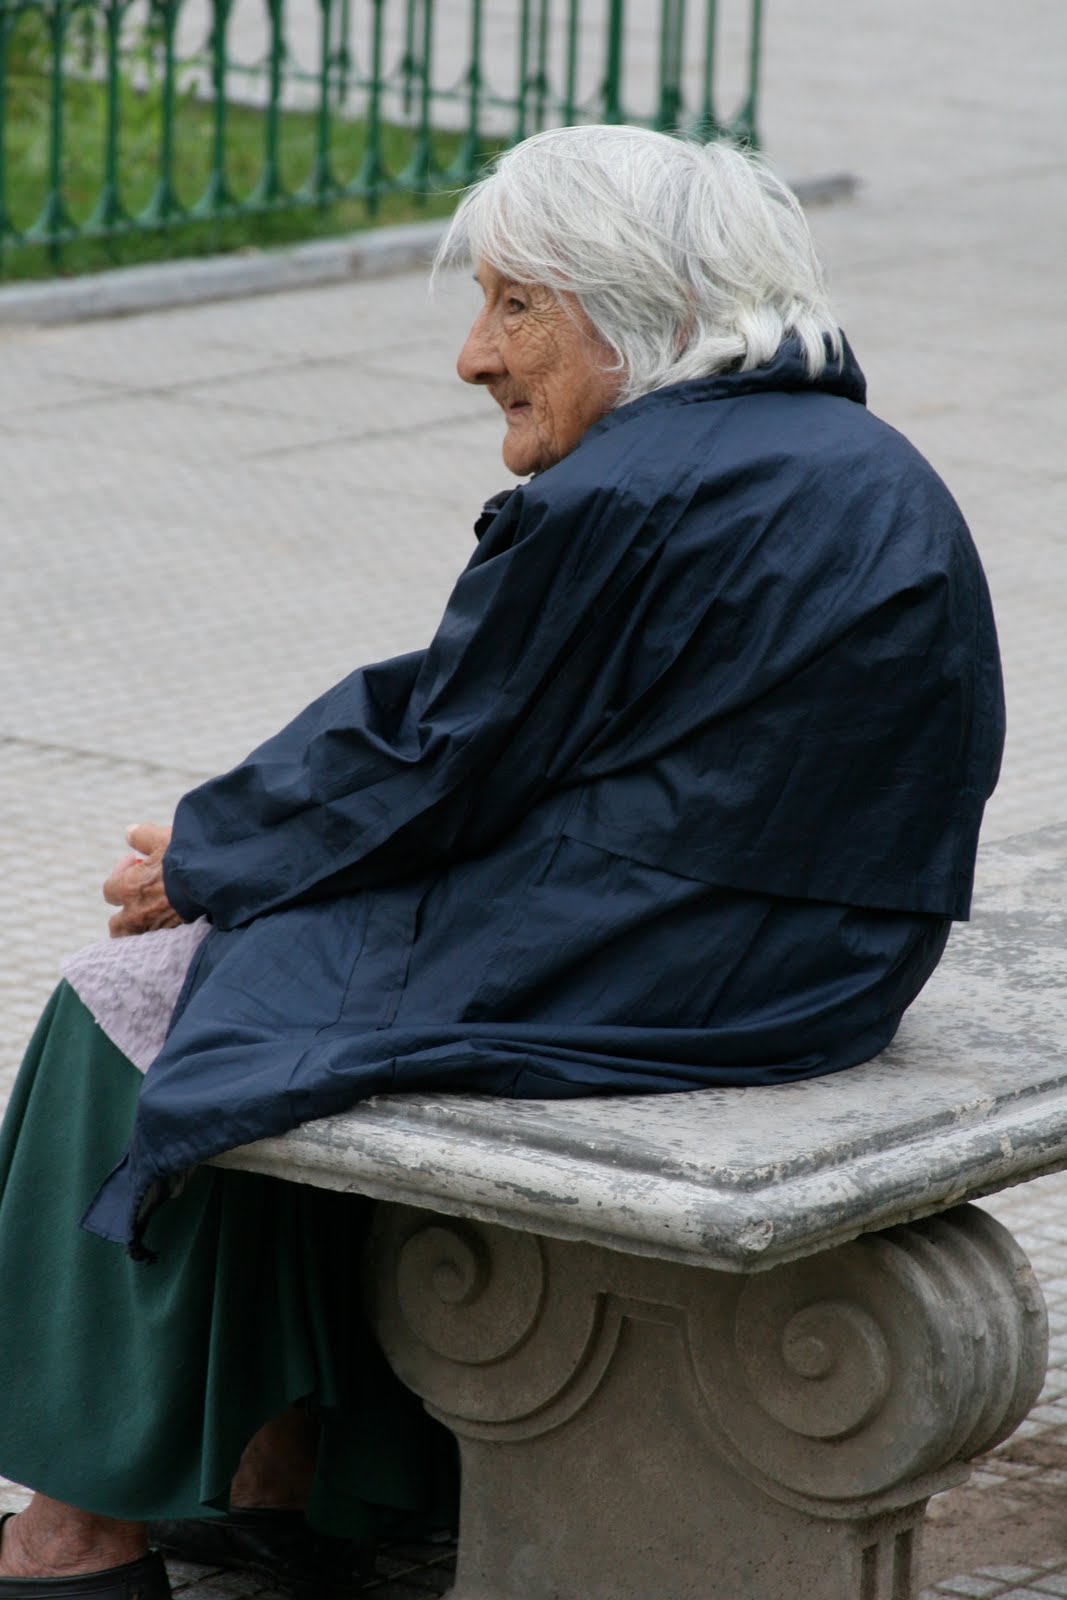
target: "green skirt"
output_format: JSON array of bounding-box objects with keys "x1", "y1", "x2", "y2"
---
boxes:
[{"x1": 0, "y1": 982, "x2": 457, "y2": 1539}]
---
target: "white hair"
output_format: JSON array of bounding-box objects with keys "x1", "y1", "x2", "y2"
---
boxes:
[{"x1": 436, "y1": 124, "x2": 842, "y2": 406}]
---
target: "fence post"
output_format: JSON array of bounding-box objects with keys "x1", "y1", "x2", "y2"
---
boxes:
[
  {"x1": 307, "y1": 0, "x2": 339, "y2": 201},
  {"x1": 532, "y1": 0, "x2": 550, "y2": 132},
  {"x1": 397, "y1": 0, "x2": 434, "y2": 196},
  {"x1": 86, "y1": 0, "x2": 127, "y2": 231},
  {"x1": 139, "y1": 0, "x2": 183, "y2": 226},
  {"x1": 450, "y1": 0, "x2": 484, "y2": 185},
  {"x1": 247, "y1": 0, "x2": 285, "y2": 205},
  {"x1": 656, "y1": 0, "x2": 686, "y2": 131},
  {"x1": 561, "y1": 0, "x2": 580, "y2": 125},
  {"x1": 601, "y1": 0, "x2": 625, "y2": 123},
  {"x1": 26, "y1": 0, "x2": 76, "y2": 257},
  {"x1": 0, "y1": 1, "x2": 12, "y2": 257},
  {"x1": 514, "y1": 0, "x2": 530, "y2": 141},
  {"x1": 193, "y1": 0, "x2": 237, "y2": 211},
  {"x1": 691, "y1": 0, "x2": 719, "y2": 138},
  {"x1": 356, "y1": 0, "x2": 386, "y2": 209},
  {"x1": 335, "y1": 0, "x2": 351, "y2": 108},
  {"x1": 731, "y1": 0, "x2": 763, "y2": 145}
]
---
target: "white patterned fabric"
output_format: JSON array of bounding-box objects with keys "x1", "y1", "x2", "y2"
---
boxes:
[{"x1": 62, "y1": 920, "x2": 211, "y2": 1074}]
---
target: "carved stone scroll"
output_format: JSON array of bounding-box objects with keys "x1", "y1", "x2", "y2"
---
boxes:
[
  {"x1": 365, "y1": 1202, "x2": 1047, "y2": 1600},
  {"x1": 695, "y1": 1204, "x2": 1048, "y2": 1507}
]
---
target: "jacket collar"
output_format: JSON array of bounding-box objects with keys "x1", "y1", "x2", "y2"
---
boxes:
[
  {"x1": 471, "y1": 334, "x2": 865, "y2": 536},
  {"x1": 473, "y1": 488, "x2": 518, "y2": 542},
  {"x1": 582, "y1": 332, "x2": 866, "y2": 448}
]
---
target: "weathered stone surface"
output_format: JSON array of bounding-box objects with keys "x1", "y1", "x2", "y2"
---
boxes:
[
  {"x1": 217, "y1": 823, "x2": 1067, "y2": 1273},
  {"x1": 364, "y1": 1202, "x2": 1047, "y2": 1600}
]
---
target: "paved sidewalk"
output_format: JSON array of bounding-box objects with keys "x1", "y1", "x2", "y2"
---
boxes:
[{"x1": 0, "y1": 1, "x2": 1064, "y2": 1594}]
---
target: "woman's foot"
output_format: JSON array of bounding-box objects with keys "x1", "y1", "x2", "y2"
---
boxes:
[
  {"x1": 228, "y1": 1405, "x2": 318, "y2": 1512},
  {"x1": 0, "y1": 1496, "x2": 146, "y2": 1578}
]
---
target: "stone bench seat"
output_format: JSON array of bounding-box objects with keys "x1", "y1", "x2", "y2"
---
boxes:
[{"x1": 215, "y1": 822, "x2": 1067, "y2": 1600}]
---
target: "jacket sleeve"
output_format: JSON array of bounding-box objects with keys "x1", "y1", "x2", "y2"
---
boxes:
[{"x1": 163, "y1": 475, "x2": 671, "y2": 929}]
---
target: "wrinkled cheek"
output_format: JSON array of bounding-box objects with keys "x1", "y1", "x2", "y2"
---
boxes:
[{"x1": 528, "y1": 406, "x2": 555, "y2": 462}]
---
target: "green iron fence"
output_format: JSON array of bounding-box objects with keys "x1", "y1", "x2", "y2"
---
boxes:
[{"x1": 0, "y1": 0, "x2": 763, "y2": 273}]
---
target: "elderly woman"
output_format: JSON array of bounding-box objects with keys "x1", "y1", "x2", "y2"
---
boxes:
[{"x1": 0, "y1": 125, "x2": 1001, "y2": 1597}]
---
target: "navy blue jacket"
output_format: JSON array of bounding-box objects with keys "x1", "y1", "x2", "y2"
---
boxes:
[{"x1": 84, "y1": 340, "x2": 1004, "y2": 1256}]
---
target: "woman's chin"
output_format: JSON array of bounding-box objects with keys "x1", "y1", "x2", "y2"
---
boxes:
[
  {"x1": 501, "y1": 414, "x2": 556, "y2": 477},
  {"x1": 501, "y1": 439, "x2": 537, "y2": 477}
]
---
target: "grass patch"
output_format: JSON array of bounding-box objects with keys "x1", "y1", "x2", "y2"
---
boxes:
[{"x1": 0, "y1": 17, "x2": 476, "y2": 280}]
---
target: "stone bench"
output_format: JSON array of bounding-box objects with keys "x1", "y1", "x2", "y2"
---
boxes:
[{"x1": 215, "y1": 821, "x2": 1067, "y2": 1600}]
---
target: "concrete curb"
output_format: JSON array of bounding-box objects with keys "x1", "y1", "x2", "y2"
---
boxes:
[
  {"x1": 0, "y1": 174, "x2": 857, "y2": 330},
  {"x1": 0, "y1": 218, "x2": 451, "y2": 329}
]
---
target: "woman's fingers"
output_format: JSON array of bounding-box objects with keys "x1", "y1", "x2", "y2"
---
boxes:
[
  {"x1": 103, "y1": 855, "x2": 140, "y2": 907},
  {"x1": 105, "y1": 859, "x2": 180, "y2": 935},
  {"x1": 126, "y1": 822, "x2": 172, "y2": 857},
  {"x1": 103, "y1": 821, "x2": 179, "y2": 935},
  {"x1": 108, "y1": 902, "x2": 183, "y2": 938}
]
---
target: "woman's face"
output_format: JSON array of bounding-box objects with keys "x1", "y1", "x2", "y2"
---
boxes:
[{"x1": 457, "y1": 262, "x2": 621, "y2": 476}]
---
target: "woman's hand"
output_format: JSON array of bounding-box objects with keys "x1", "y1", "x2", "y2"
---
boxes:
[{"x1": 103, "y1": 823, "x2": 182, "y2": 938}]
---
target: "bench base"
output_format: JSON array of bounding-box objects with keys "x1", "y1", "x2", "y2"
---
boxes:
[{"x1": 367, "y1": 1203, "x2": 1046, "y2": 1600}]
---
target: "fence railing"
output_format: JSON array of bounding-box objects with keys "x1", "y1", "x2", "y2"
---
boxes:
[{"x1": 0, "y1": 0, "x2": 763, "y2": 273}]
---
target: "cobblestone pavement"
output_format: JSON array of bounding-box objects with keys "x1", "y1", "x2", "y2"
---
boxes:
[{"x1": 1, "y1": 1, "x2": 1065, "y2": 1594}]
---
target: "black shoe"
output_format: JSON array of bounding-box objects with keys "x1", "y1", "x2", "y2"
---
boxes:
[
  {"x1": 0, "y1": 1515, "x2": 170, "y2": 1600},
  {"x1": 148, "y1": 1509, "x2": 374, "y2": 1596}
]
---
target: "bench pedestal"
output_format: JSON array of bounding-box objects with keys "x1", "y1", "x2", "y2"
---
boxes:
[
  {"x1": 368, "y1": 1201, "x2": 1046, "y2": 1600},
  {"x1": 216, "y1": 830, "x2": 1067, "y2": 1595}
]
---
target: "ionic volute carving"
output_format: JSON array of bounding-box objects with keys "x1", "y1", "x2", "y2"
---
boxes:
[
  {"x1": 691, "y1": 1204, "x2": 1048, "y2": 1507},
  {"x1": 365, "y1": 1205, "x2": 604, "y2": 1433},
  {"x1": 366, "y1": 1201, "x2": 1047, "y2": 1514}
]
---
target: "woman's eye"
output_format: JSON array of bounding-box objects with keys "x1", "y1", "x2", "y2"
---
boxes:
[{"x1": 505, "y1": 296, "x2": 527, "y2": 314}]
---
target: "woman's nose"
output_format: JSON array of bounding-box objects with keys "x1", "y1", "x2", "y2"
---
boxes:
[{"x1": 457, "y1": 314, "x2": 507, "y2": 386}]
